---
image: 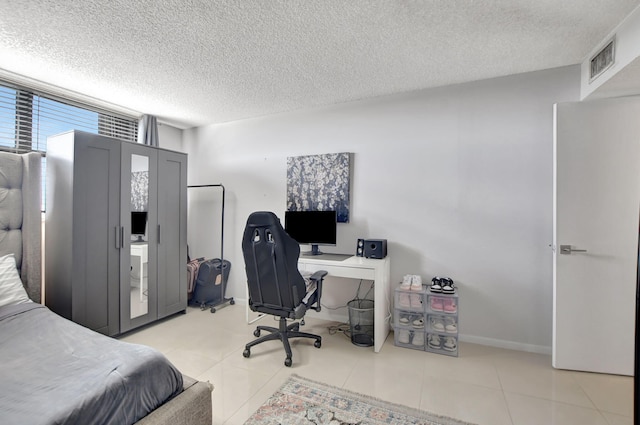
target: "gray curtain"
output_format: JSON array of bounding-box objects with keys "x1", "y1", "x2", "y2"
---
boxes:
[{"x1": 138, "y1": 114, "x2": 159, "y2": 146}]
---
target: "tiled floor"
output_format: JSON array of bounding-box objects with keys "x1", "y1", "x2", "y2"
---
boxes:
[{"x1": 120, "y1": 305, "x2": 634, "y2": 425}]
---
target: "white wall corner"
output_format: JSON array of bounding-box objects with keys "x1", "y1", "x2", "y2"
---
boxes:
[{"x1": 157, "y1": 123, "x2": 185, "y2": 152}]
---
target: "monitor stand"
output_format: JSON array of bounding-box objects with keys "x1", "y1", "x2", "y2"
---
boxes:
[{"x1": 302, "y1": 244, "x2": 323, "y2": 256}]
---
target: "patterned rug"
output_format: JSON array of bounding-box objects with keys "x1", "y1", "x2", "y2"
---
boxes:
[{"x1": 244, "y1": 374, "x2": 477, "y2": 425}]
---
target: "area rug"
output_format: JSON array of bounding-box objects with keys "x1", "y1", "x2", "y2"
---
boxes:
[{"x1": 244, "y1": 374, "x2": 476, "y2": 425}]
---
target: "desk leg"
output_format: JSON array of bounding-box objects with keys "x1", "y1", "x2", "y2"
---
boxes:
[{"x1": 374, "y1": 259, "x2": 391, "y2": 353}]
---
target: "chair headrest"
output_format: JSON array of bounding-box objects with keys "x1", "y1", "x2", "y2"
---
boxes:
[{"x1": 246, "y1": 211, "x2": 281, "y2": 228}]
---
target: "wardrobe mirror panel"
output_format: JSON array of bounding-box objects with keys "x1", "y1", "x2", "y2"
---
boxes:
[{"x1": 130, "y1": 154, "x2": 149, "y2": 319}]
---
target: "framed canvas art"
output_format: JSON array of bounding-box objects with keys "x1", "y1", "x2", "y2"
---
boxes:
[{"x1": 287, "y1": 152, "x2": 351, "y2": 222}]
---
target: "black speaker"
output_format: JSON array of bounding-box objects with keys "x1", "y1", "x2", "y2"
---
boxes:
[
  {"x1": 364, "y1": 239, "x2": 387, "y2": 259},
  {"x1": 356, "y1": 239, "x2": 365, "y2": 257}
]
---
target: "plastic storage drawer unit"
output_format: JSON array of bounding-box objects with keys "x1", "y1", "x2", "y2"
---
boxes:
[{"x1": 394, "y1": 283, "x2": 459, "y2": 357}]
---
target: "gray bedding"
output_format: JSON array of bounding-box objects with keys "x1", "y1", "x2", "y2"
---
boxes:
[{"x1": 0, "y1": 303, "x2": 183, "y2": 425}]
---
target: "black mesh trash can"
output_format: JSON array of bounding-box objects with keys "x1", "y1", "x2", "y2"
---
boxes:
[{"x1": 347, "y1": 299, "x2": 374, "y2": 347}]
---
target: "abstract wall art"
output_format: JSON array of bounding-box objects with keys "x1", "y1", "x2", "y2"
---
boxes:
[{"x1": 286, "y1": 152, "x2": 351, "y2": 222}]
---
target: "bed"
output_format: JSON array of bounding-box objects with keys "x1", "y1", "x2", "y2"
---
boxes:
[{"x1": 0, "y1": 151, "x2": 212, "y2": 425}]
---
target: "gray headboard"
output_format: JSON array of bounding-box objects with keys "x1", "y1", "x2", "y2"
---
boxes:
[{"x1": 0, "y1": 151, "x2": 42, "y2": 303}]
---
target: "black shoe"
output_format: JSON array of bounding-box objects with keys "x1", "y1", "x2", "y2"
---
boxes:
[
  {"x1": 441, "y1": 278, "x2": 455, "y2": 294},
  {"x1": 429, "y1": 277, "x2": 442, "y2": 293}
]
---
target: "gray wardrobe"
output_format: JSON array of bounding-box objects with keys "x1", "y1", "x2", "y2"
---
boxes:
[{"x1": 45, "y1": 130, "x2": 187, "y2": 336}]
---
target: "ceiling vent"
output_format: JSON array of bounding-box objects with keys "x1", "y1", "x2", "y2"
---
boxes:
[{"x1": 589, "y1": 38, "x2": 615, "y2": 82}]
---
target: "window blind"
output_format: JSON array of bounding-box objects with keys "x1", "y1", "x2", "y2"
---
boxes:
[{"x1": 0, "y1": 82, "x2": 138, "y2": 155}]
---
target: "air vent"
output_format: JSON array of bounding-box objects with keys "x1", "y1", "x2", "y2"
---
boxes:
[{"x1": 590, "y1": 38, "x2": 615, "y2": 82}]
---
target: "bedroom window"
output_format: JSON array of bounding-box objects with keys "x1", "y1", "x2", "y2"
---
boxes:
[
  {"x1": 0, "y1": 83, "x2": 137, "y2": 153},
  {"x1": 0, "y1": 81, "x2": 138, "y2": 209}
]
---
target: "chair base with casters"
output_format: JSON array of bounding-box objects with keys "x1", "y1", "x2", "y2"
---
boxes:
[
  {"x1": 243, "y1": 316, "x2": 322, "y2": 367},
  {"x1": 243, "y1": 269, "x2": 326, "y2": 367}
]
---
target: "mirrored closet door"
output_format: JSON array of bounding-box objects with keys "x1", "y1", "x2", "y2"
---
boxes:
[{"x1": 120, "y1": 144, "x2": 158, "y2": 332}]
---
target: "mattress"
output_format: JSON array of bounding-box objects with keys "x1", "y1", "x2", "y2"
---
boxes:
[{"x1": 0, "y1": 303, "x2": 183, "y2": 425}]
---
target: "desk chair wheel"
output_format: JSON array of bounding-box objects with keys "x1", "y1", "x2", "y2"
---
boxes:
[
  {"x1": 284, "y1": 357, "x2": 292, "y2": 367},
  {"x1": 210, "y1": 307, "x2": 216, "y2": 313},
  {"x1": 230, "y1": 299, "x2": 235, "y2": 305},
  {"x1": 243, "y1": 348, "x2": 251, "y2": 358},
  {"x1": 314, "y1": 340, "x2": 321, "y2": 348},
  {"x1": 254, "y1": 329, "x2": 261, "y2": 337}
]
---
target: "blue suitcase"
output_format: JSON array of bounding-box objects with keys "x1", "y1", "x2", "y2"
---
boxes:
[{"x1": 190, "y1": 258, "x2": 233, "y2": 313}]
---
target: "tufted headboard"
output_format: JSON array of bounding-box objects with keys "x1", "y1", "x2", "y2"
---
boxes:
[{"x1": 0, "y1": 151, "x2": 42, "y2": 303}]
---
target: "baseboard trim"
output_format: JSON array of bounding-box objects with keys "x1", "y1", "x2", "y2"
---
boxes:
[
  {"x1": 233, "y1": 297, "x2": 247, "y2": 305},
  {"x1": 458, "y1": 333, "x2": 552, "y2": 355}
]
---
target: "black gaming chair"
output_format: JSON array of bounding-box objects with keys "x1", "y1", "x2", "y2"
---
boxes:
[{"x1": 241, "y1": 211, "x2": 327, "y2": 367}]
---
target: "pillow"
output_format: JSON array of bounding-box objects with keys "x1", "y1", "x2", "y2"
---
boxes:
[{"x1": 0, "y1": 254, "x2": 32, "y2": 307}]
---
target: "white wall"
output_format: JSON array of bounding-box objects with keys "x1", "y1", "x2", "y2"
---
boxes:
[
  {"x1": 158, "y1": 123, "x2": 184, "y2": 152},
  {"x1": 182, "y1": 65, "x2": 580, "y2": 353}
]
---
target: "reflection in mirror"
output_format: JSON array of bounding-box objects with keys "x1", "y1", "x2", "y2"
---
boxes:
[{"x1": 130, "y1": 154, "x2": 149, "y2": 319}]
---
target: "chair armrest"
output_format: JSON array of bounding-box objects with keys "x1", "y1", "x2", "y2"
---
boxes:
[
  {"x1": 309, "y1": 270, "x2": 327, "y2": 312},
  {"x1": 309, "y1": 270, "x2": 327, "y2": 282}
]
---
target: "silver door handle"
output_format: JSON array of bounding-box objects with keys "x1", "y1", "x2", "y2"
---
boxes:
[{"x1": 560, "y1": 245, "x2": 587, "y2": 255}]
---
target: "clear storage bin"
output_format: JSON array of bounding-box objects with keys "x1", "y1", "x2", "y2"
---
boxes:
[
  {"x1": 394, "y1": 329, "x2": 425, "y2": 350},
  {"x1": 395, "y1": 286, "x2": 426, "y2": 312}
]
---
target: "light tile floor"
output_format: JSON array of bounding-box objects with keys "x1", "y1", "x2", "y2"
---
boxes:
[{"x1": 119, "y1": 305, "x2": 634, "y2": 425}]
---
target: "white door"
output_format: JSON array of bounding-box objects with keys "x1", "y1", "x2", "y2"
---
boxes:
[{"x1": 553, "y1": 97, "x2": 640, "y2": 376}]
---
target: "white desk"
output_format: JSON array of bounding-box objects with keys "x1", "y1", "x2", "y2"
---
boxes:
[{"x1": 297, "y1": 255, "x2": 391, "y2": 353}]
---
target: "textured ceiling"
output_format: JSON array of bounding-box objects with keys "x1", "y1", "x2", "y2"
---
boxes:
[{"x1": 1, "y1": 1, "x2": 638, "y2": 129}]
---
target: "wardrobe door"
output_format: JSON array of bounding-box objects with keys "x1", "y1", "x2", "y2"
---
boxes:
[
  {"x1": 157, "y1": 150, "x2": 188, "y2": 318},
  {"x1": 46, "y1": 132, "x2": 121, "y2": 336},
  {"x1": 120, "y1": 143, "x2": 159, "y2": 333},
  {"x1": 75, "y1": 136, "x2": 121, "y2": 335}
]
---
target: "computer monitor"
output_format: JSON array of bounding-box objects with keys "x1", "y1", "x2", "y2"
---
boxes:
[
  {"x1": 284, "y1": 210, "x2": 337, "y2": 256},
  {"x1": 131, "y1": 211, "x2": 148, "y2": 242}
]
